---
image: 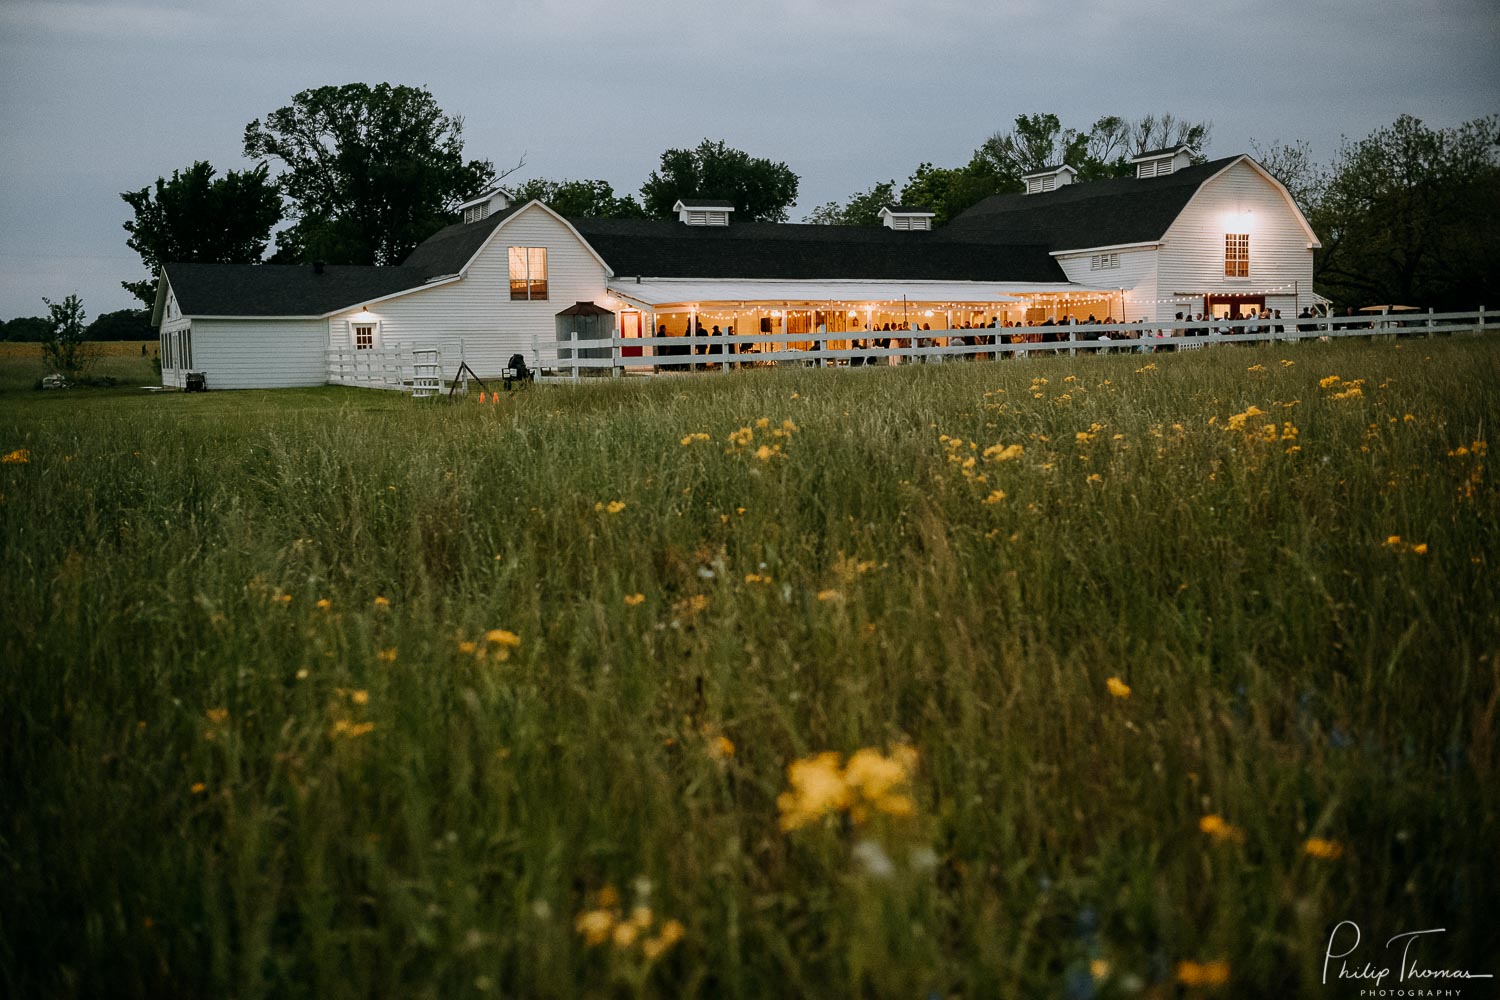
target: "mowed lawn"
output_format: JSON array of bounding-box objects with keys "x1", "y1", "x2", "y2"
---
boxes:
[{"x1": 1, "y1": 336, "x2": 1496, "y2": 998}]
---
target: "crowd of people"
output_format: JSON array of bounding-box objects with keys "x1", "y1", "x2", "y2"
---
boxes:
[{"x1": 644, "y1": 306, "x2": 1333, "y2": 368}]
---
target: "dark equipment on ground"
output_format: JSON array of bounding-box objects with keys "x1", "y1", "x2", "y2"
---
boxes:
[{"x1": 503, "y1": 354, "x2": 534, "y2": 390}]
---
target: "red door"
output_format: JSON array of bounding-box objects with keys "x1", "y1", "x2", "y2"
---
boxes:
[{"x1": 621, "y1": 311, "x2": 643, "y2": 357}]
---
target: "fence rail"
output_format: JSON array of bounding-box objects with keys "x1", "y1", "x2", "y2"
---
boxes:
[{"x1": 547, "y1": 308, "x2": 1490, "y2": 376}]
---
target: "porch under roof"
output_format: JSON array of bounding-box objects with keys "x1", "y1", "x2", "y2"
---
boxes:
[{"x1": 605, "y1": 277, "x2": 1077, "y2": 309}]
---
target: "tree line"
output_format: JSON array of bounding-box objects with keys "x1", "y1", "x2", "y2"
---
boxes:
[{"x1": 94, "y1": 84, "x2": 1500, "y2": 338}]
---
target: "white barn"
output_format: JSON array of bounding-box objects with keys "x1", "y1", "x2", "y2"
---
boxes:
[{"x1": 152, "y1": 152, "x2": 1320, "y2": 388}]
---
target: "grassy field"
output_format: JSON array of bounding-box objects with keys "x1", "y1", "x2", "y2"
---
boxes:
[{"x1": 1, "y1": 336, "x2": 1496, "y2": 998}]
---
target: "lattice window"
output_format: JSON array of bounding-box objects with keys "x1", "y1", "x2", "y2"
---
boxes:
[{"x1": 1225, "y1": 234, "x2": 1250, "y2": 277}]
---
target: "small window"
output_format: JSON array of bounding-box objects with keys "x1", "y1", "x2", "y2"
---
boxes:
[
  {"x1": 354, "y1": 324, "x2": 375, "y2": 350},
  {"x1": 509, "y1": 247, "x2": 548, "y2": 300},
  {"x1": 1225, "y1": 234, "x2": 1250, "y2": 277},
  {"x1": 1090, "y1": 253, "x2": 1121, "y2": 271},
  {"x1": 464, "y1": 204, "x2": 489, "y2": 224}
]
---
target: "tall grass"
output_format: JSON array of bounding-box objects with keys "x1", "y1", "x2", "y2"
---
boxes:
[{"x1": 1, "y1": 337, "x2": 1496, "y2": 997}]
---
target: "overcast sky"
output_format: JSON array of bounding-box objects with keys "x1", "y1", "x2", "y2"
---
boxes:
[{"x1": 1, "y1": 0, "x2": 1496, "y2": 320}]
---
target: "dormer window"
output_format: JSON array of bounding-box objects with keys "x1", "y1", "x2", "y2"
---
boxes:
[
  {"x1": 1130, "y1": 146, "x2": 1196, "y2": 179},
  {"x1": 673, "y1": 199, "x2": 735, "y2": 226},
  {"x1": 1022, "y1": 165, "x2": 1078, "y2": 195},
  {"x1": 878, "y1": 206, "x2": 935, "y2": 231},
  {"x1": 458, "y1": 187, "x2": 513, "y2": 224}
]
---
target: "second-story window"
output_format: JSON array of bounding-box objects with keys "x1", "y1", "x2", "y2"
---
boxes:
[
  {"x1": 1225, "y1": 234, "x2": 1249, "y2": 277},
  {"x1": 509, "y1": 247, "x2": 548, "y2": 300}
]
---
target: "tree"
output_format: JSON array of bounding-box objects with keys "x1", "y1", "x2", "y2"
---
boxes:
[
  {"x1": 803, "y1": 180, "x2": 896, "y2": 225},
  {"x1": 640, "y1": 140, "x2": 799, "y2": 222},
  {"x1": 1249, "y1": 138, "x2": 1326, "y2": 214},
  {"x1": 244, "y1": 83, "x2": 504, "y2": 265},
  {"x1": 41, "y1": 295, "x2": 92, "y2": 379},
  {"x1": 974, "y1": 112, "x2": 1212, "y2": 186},
  {"x1": 510, "y1": 178, "x2": 646, "y2": 219},
  {"x1": 85, "y1": 309, "x2": 155, "y2": 342},
  {"x1": 120, "y1": 161, "x2": 282, "y2": 306},
  {"x1": 1311, "y1": 115, "x2": 1500, "y2": 310},
  {"x1": 2, "y1": 316, "x2": 51, "y2": 343}
]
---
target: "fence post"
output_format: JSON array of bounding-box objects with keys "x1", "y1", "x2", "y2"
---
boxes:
[
  {"x1": 1480, "y1": 305, "x2": 1486, "y2": 332},
  {"x1": 532, "y1": 333, "x2": 540, "y2": 374},
  {"x1": 570, "y1": 330, "x2": 579, "y2": 383},
  {"x1": 1069, "y1": 329, "x2": 1077, "y2": 357},
  {"x1": 1428, "y1": 307, "x2": 1434, "y2": 338}
]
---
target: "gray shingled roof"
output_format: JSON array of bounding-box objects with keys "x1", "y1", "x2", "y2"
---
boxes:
[
  {"x1": 936, "y1": 156, "x2": 1239, "y2": 251},
  {"x1": 674, "y1": 198, "x2": 737, "y2": 209},
  {"x1": 399, "y1": 203, "x2": 524, "y2": 277},
  {"x1": 163, "y1": 262, "x2": 434, "y2": 317},
  {"x1": 568, "y1": 218, "x2": 1065, "y2": 283}
]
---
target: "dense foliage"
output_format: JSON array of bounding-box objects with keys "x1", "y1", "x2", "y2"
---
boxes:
[
  {"x1": 243, "y1": 83, "x2": 498, "y2": 265},
  {"x1": 640, "y1": 139, "x2": 800, "y2": 222},
  {"x1": 119, "y1": 161, "x2": 283, "y2": 306}
]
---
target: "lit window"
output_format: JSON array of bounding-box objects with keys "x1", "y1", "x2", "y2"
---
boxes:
[
  {"x1": 354, "y1": 324, "x2": 375, "y2": 350},
  {"x1": 1225, "y1": 234, "x2": 1249, "y2": 277},
  {"x1": 509, "y1": 247, "x2": 548, "y2": 300}
]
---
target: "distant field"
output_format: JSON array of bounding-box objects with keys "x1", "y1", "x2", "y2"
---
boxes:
[
  {"x1": 1, "y1": 337, "x2": 1496, "y2": 997},
  {"x1": 0, "y1": 339, "x2": 158, "y2": 392}
]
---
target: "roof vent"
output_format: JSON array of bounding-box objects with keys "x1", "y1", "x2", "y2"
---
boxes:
[
  {"x1": 458, "y1": 187, "x2": 514, "y2": 224},
  {"x1": 1022, "y1": 164, "x2": 1078, "y2": 195},
  {"x1": 673, "y1": 198, "x2": 734, "y2": 226},
  {"x1": 1129, "y1": 146, "x2": 1196, "y2": 179},
  {"x1": 878, "y1": 205, "x2": 935, "y2": 231}
]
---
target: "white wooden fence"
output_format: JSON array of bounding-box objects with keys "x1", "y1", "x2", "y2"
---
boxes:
[
  {"x1": 548, "y1": 308, "x2": 1490, "y2": 378},
  {"x1": 327, "y1": 338, "x2": 470, "y2": 394}
]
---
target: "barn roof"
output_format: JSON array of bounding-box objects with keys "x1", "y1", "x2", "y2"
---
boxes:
[
  {"x1": 162, "y1": 262, "x2": 436, "y2": 317},
  {"x1": 568, "y1": 218, "x2": 1066, "y2": 283},
  {"x1": 936, "y1": 156, "x2": 1240, "y2": 251}
]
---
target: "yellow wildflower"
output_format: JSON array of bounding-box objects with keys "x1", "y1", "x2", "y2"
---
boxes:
[
  {"x1": 329, "y1": 720, "x2": 375, "y2": 739},
  {"x1": 1106, "y1": 676, "x2": 1131, "y2": 699},
  {"x1": 190, "y1": 782, "x2": 207, "y2": 794},
  {"x1": 1199, "y1": 814, "x2": 1245, "y2": 844},
  {"x1": 373, "y1": 596, "x2": 390, "y2": 609},
  {"x1": 1090, "y1": 958, "x2": 1111, "y2": 981},
  {"x1": 983, "y1": 443, "x2": 1024, "y2": 462},
  {"x1": 1087, "y1": 473, "x2": 1103, "y2": 484},
  {"x1": 457, "y1": 640, "x2": 478, "y2": 654},
  {"x1": 753, "y1": 444, "x2": 777, "y2": 461},
  {"x1": 377, "y1": 648, "x2": 397, "y2": 662},
  {"x1": 624, "y1": 592, "x2": 645, "y2": 606},
  {"x1": 1411, "y1": 543, "x2": 1428, "y2": 555},
  {"x1": 679, "y1": 432, "x2": 710, "y2": 445},
  {"x1": 574, "y1": 909, "x2": 615, "y2": 947},
  {"x1": 1247, "y1": 363, "x2": 1264, "y2": 372},
  {"x1": 348, "y1": 689, "x2": 369, "y2": 705},
  {"x1": 315, "y1": 598, "x2": 331, "y2": 610},
  {"x1": 983, "y1": 490, "x2": 1007, "y2": 504},
  {"x1": 1176, "y1": 960, "x2": 1231, "y2": 987},
  {"x1": 711, "y1": 735, "x2": 735, "y2": 759},
  {"x1": 205, "y1": 707, "x2": 229, "y2": 724},
  {"x1": 605, "y1": 500, "x2": 626, "y2": 514},
  {"x1": 1303, "y1": 837, "x2": 1345, "y2": 860},
  {"x1": 1280, "y1": 359, "x2": 1294, "y2": 367},
  {"x1": 1319, "y1": 375, "x2": 1341, "y2": 388},
  {"x1": 777, "y1": 752, "x2": 851, "y2": 831},
  {"x1": 642, "y1": 919, "x2": 686, "y2": 960},
  {"x1": 486, "y1": 628, "x2": 521, "y2": 647},
  {"x1": 816, "y1": 589, "x2": 843, "y2": 602},
  {"x1": 1, "y1": 448, "x2": 29, "y2": 464},
  {"x1": 1385, "y1": 535, "x2": 1402, "y2": 547}
]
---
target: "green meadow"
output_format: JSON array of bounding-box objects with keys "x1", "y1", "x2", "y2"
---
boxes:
[{"x1": 1, "y1": 336, "x2": 1496, "y2": 998}]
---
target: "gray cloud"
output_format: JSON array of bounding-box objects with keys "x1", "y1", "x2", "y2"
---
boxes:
[{"x1": 1, "y1": 0, "x2": 1496, "y2": 318}]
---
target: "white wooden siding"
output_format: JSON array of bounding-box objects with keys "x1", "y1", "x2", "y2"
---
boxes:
[
  {"x1": 191, "y1": 319, "x2": 327, "y2": 389},
  {"x1": 326, "y1": 205, "x2": 611, "y2": 377},
  {"x1": 1157, "y1": 160, "x2": 1316, "y2": 318},
  {"x1": 1053, "y1": 246, "x2": 1160, "y2": 322}
]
